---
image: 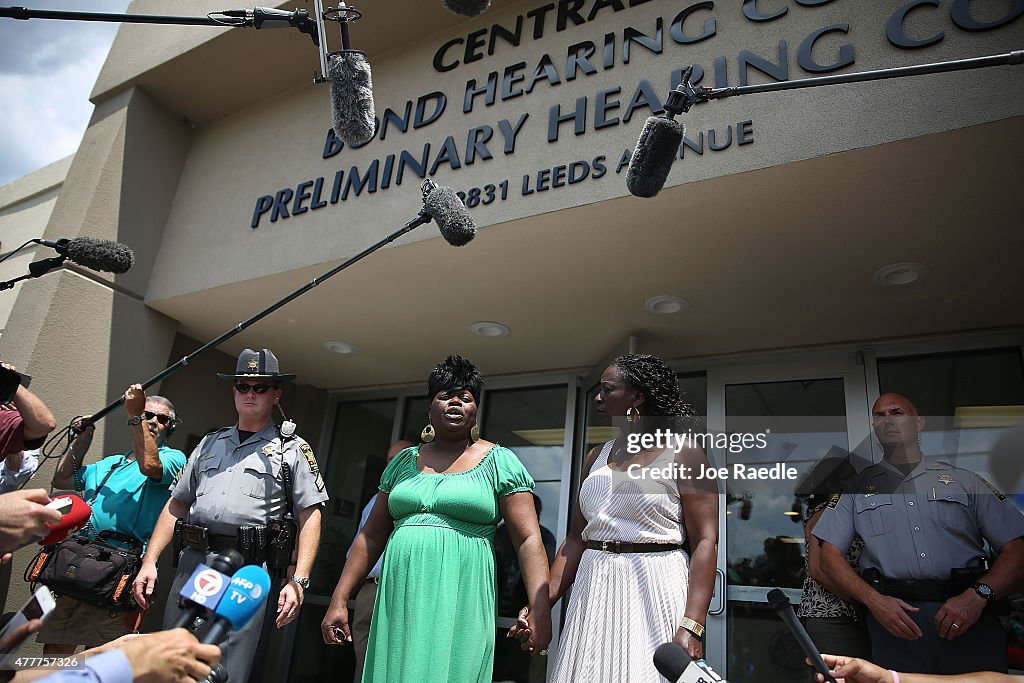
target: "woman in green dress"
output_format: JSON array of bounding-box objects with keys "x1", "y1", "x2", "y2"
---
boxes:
[{"x1": 322, "y1": 355, "x2": 552, "y2": 682}]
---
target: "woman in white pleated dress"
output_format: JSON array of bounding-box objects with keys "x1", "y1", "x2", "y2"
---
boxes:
[{"x1": 510, "y1": 354, "x2": 719, "y2": 682}]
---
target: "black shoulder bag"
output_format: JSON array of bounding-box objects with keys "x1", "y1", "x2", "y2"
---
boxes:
[{"x1": 25, "y1": 462, "x2": 144, "y2": 611}]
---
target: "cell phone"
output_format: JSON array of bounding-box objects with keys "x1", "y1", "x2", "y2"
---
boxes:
[{"x1": 0, "y1": 586, "x2": 56, "y2": 652}]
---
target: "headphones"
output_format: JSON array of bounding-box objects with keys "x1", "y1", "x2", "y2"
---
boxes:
[{"x1": 165, "y1": 416, "x2": 180, "y2": 439}]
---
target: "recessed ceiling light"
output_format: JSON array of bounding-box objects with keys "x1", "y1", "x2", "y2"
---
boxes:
[
  {"x1": 324, "y1": 340, "x2": 357, "y2": 354},
  {"x1": 873, "y1": 263, "x2": 929, "y2": 287},
  {"x1": 644, "y1": 295, "x2": 689, "y2": 315},
  {"x1": 470, "y1": 321, "x2": 510, "y2": 337}
]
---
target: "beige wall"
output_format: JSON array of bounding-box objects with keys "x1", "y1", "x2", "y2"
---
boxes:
[
  {"x1": 0, "y1": 157, "x2": 72, "y2": 334},
  {"x1": 143, "y1": 0, "x2": 1024, "y2": 299}
]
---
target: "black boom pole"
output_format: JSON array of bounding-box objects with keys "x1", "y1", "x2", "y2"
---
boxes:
[
  {"x1": 666, "y1": 51, "x2": 1024, "y2": 114},
  {"x1": 0, "y1": 6, "x2": 228, "y2": 26}
]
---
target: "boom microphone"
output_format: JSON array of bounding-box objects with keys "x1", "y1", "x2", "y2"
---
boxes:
[
  {"x1": 328, "y1": 50, "x2": 375, "y2": 147},
  {"x1": 442, "y1": 0, "x2": 492, "y2": 17},
  {"x1": 767, "y1": 588, "x2": 837, "y2": 683},
  {"x1": 35, "y1": 237, "x2": 135, "y2": 274},
  {"x1": 199, "y1": 564, "x2": 272, "y2": 645},
  {"x1": 421, "y1": 181, "x2": 476, "y2": 246},
  {"x1": 37, "y1": 495, "x2": 91, "y2": 546},
  {"x1": 625, "y1": 115, "x2": 684, "y2": 198},
  {"x1": 653, "y1": 642, "x2": 726, "y2": 682}
]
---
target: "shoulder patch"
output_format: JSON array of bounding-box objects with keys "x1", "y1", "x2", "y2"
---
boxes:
[
  {"x1": 977, "y1": 474, "x2": 1008, "y2": 502},
  {"x1": 827, "y1": 493, "x2": 842, "y2": 509},
  {"x1": 300, "y1": 442, "x2": 324, "y2": 492}
]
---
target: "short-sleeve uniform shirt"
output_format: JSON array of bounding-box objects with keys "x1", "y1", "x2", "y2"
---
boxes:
[
  {"x1": 813, "y1": 458, "x2": 1024, "y2": 580},
  {"x1": 171, "y1": 422, "x2": 329, "y2": 535}
]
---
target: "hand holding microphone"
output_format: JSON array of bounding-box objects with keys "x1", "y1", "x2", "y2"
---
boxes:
[
  {"x1": 0, "y1": 489, "x2": 64, "y2": 553},
  {"x1": 653, "y1": 642, "x2": 726, "y2": 682},
  {"x1": 37, "y1": 494, "x2": 91, "y2": 545}
]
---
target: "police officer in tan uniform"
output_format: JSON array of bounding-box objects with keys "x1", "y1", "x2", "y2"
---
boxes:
[
  {"x1": 133, "y1": 349, "x2": 328, "y2": 683},
  {"x1": 814, "y1": 393, "x2": 1024, "y2": 675}
]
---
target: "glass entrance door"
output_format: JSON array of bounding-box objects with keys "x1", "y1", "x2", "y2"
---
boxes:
[{"x1": 707, "y1": 358, "x2": 870, "y2": 682}]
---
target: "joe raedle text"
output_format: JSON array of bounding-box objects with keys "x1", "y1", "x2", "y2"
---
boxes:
[{"x1": 627, "y1": 462, "x2": 798, "y2": 481}]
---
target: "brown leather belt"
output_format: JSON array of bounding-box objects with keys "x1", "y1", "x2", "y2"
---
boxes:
[{"x1": 586, "y1": 540, "x2": 683, "y2": 554}]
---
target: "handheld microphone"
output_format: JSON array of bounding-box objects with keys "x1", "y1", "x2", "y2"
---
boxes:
[
  {"x1": 37, "y1": 495, "x2": 91, "y2": 546},
  {"x1": 328, "y1": 50, "x2": 375, "y2": 147},
  {"x1": 653, "y1": 642, "x2": 726, "y2": 683},
  {"x1": 442, "y1": 0, "x2": 492, "y2": 17},
  {"x1": 172, "y1": 550, "x2": 245, "y2": 630},
  {"x1": 34, "y1": 237, "x2": 135, "y2": 274},
  {"x1": 421, "y1": 180, "x2": 476, "y2": 246},
  {"x1": 767, "y1": 588, "x2": 838, "y2": 683},
  {"x1": 200, "y1": 565, "x2": 272, "y2": 645}
]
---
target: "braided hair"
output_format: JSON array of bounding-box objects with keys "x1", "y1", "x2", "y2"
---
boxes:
[
  {"x1": 613, "y1": 353, "x2": 698, "y2": 431},
  {"x1": 428, "y1": 354, "x2": 485, "y2": 401}
]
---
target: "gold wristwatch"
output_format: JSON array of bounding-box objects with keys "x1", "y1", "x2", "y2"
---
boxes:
[{"x1": 679, "y1": 616, "x2": 705, "y2": 640}]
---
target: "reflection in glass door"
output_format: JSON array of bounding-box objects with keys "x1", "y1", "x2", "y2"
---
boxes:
[
  {"x1": 484, "y1": 384, "x2": 567, "y2": 683},
  {"x1": 708, "y1": 362, "x2": 869, "y2": 683},
  {"x1": 285, "y1": 398, "x2": 398, "y2": 683}
]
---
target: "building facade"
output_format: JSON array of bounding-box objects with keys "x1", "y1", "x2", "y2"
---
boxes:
[{"x1": 1, "y1": 0, "x2": 1022, "y2": 680}]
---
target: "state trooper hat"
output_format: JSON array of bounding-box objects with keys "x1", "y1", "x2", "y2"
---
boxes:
[{"x1": 217, "y1": 348, "x2": 296, "y2": 382}]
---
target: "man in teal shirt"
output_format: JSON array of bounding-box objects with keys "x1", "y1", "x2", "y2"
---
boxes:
[{"x1": 41, "y1": 384, "x2": 186, "y2": 655}]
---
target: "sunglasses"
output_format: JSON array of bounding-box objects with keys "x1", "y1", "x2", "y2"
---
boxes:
[
  {"x1": 143, "y1": 410, "x2": 172, "y2": 426},
  {"x1": 234, "y1": 383, "x2": 274, "y2": 394}
]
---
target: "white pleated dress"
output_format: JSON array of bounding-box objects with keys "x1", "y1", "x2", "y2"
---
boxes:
[{"x1": 552, "y1": 440, "x2": 690, "y2": 683}]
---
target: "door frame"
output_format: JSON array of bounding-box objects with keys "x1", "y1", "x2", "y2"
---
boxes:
[{"x1": 703, "y1": 348, "x2": 872, "y2": 675}]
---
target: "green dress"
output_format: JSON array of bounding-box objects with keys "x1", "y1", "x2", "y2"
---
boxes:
[{"x1": 363, "y1": 444, "x2": 535, "y2": 682}]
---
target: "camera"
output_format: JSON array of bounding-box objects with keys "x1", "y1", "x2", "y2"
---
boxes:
[{"x1": 0, "y1": 366, "x2": 30, "y2": 404}]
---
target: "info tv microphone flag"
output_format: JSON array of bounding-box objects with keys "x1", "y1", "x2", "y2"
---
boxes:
[
  {"x1": 172, "y1": 550, "x2": 245, "y2": 630},
  {"x1": 200, "y1": 565, "x2": 272, "y2": 645}
]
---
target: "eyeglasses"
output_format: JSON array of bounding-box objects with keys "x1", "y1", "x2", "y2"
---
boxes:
[
  {"x1": 143, "y1": 410, "x2": 172, "y2": 425},
  {"x1": 234, "y1": 383, "x2": 274, "y2": 394}
]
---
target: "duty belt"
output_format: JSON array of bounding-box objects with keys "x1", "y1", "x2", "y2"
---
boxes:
[
  {"x1": 175, "y1": 522, "x2": 266, "y2": 565},
  {"x1": 862, "y1": 569, "x2": 969, "y2": 602}
]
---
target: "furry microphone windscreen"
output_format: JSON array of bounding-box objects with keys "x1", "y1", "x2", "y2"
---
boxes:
[
  {"x1": 328, "y1": 51, "x2": 376, "y2": 147},
  {"x1": 625, "y1": 116, "x2": 684, "y2": 198},
  {"x1": 423, "y1": 185, "x2": 477, "y2": 246},
  {"x1": 442, "y1": 0, "x2": 491, "y2": 17},
  {"x1": 66, "y1": 237, "x2": 135, "y2": 274}
]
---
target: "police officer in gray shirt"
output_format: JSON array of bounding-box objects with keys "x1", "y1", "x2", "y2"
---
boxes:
[
  {"x1": 133, "y1": 349, "x2": 329, "y2": 683},
  {"x1": 813, "y1": 393, "x2": 1024, "y2": 675}
]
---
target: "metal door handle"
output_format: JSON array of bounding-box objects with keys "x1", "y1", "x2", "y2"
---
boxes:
[{"x1": 708, "y1": 568, "x2": 726, "y2": 615}]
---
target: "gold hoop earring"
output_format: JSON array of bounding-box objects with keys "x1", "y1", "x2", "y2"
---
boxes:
[
  {"x1": 626, "y1": 406, "x2": 640, "y2": 424},
  {"x1": 470, "y1": 425, "x2": 480, "y2": 442},
  {"x1": 421, "y1": 423, "x2": 435, "y2": 443}
]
